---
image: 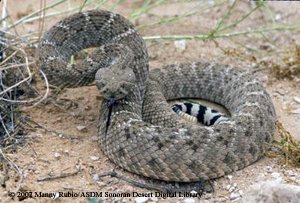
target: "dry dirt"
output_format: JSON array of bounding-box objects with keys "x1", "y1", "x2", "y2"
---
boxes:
[{"x1": 1, "y1": 0, "x2": 300, "y2": 203}]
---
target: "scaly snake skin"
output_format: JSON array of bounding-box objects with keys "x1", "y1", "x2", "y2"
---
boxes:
[{"x1": 39, "y1": 10, "x2": 276, "y2": 182}]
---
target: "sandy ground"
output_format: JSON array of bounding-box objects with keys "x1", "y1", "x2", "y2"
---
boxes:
[{"x1": 0, "y1": 0, "x2": 299, "y2": 203}]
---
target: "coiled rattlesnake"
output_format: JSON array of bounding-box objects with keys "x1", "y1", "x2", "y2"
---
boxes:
[{"x1": 39, "y1": 10, "x2": 276, "y2": 182}]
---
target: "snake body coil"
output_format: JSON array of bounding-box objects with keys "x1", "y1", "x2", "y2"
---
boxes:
[{"x1": 40, "y1": 10, "x2": 276, "y2": 182}]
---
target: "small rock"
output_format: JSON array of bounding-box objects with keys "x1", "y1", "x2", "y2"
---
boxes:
[
  {"x1": 92, "y1": 174, "x2": 99, "y2": 181},
  {"x1": 275, "y1": 14, "x2": 281, "y2": 21},
  {"x1": 271, "y1": 172, "x2": 280, "y2": 179},
  {"x1": 149, "y1": 196, "x2": 158, "y2": 201},
  {"x1": 265, "y1": 166, "x2": 272, "y2": 173},
  {"x1": 75, "y1": 164, "x2": 82, "y2": 170},
  {"x1": 214, "y1": 197, "x2": 227, "y2": 202},
  {"x1": 183, "y1": 198, "x2": 196, "y2": 203},
  {"x1": 135, "y1": 197, "x2": 148, "y2": 203},
  {"x1": 28, "y1": 165, "x2": 37, "y2": 171},
  {"x1": 238, "y1": 190, "x2": 244, "y2": 196},
  {"x1": 294, "y1": 96, "x2": 300, "y2": 103},
  {"x1": 290, "y1": 108, "x2": 300, "y2": 115},
  {"x1": 230, "y1": 193, "x2": 240, "y2": 200},
  {"x1": 64, "y1": 150, "x2": 69, "y2": 154},
  {"x1": 76, "y1": 125, "x2": 87, "y2": 132},
  {"x1": 285, "y1": 170, "x2": 295, "y2": 177},
  {"x1": 84, "y1": 105, "x2": 91, "y2": 110},
  {"x1": 174, "y1": 40, "x2": 187, "y2": 51},
  {"x1": 90, "y1": 156, "x2": 99, "y2": 161},
  {"x1": 24, "y1": 198, "x2": 37, "y2": 203},
  {"x1": 54, "y1": 152, "x2": 60, "y2": 158},
  {"x1": 88, "y1": 115, "x2": 95, "y2": 121},
  {"x1": 228, "y1": 175, "x2": 233, "y2": 181}
]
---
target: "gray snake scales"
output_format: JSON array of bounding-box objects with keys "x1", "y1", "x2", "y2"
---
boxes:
[{"x1": 39, "y1": 10, "x2": 276, "y2": 182}]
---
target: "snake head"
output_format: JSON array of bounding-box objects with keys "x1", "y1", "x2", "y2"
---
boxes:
[{"x1": 95, "y1": 66, "x2": 136, "y2": 100}]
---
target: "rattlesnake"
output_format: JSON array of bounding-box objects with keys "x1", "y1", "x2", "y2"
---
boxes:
[{"x1": 39, "y1": 10, "x2": 276, "y2": 182}]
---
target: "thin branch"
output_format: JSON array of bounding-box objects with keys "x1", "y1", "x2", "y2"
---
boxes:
[{"x1": 37, "y1": 169, "x2": 81, "y2": 182}]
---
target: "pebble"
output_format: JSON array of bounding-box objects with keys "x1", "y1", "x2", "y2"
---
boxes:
[
  {"x1": 214, "y1": 197, "x2": 227, "y2": 202},
  {"x1": 183, "y1": 198, "x2": 196, "y2": 203},
  {"x1": 290, "y1": 108, "x2": 300, "y2": 114},
  {"x1": 149, "y1": 196, "x2": 158, "y2": 202},
  {"x1": 282, "y1": 105, "x2": 287, "y2": 110},
  {"x1": 54, "y1": 152, "x2": 60, "y2": 158},
  {"x1": 92, "y1": 174, "x2": 99, "y2": 181},
  {"x1": 265, "y1": 166, "x2": 272, "y2": 173},
  {"x1": 76, "y1": 125, "x2": 87, "y2": 132},
  {"x1": 275, "y1": 14, "x2": 281, "y2": 21},
  {"x1": 174, "y1": 40, "x2": 187, "y2": 51},
  {"x1": 271, "y1": 172, "x2": 280, "y2": 179},
  {"x1": 294, "y1": 97, "x2": 300, "y2": 103},
  {"x1": 135, "y1": 197, "x2": 149, "y2": 203},
  {"x1": 88, "y1": 115, "x2": 95, "y2": 121},
  {"x1": 90, "y1": 156, "x2": 99, "y2": 161},
  {"x1": 285, "y1": 170, "x2": 295, "y2": 177},
  {"x1": 230, "y1": 192, "x2": 240, "y2": 200},
  {"x1": 84, "y1": 105, "x2": 91, "y2": 110},
  {"x1": 227, "y1": 175, "x2": 233, "y2": 181}
]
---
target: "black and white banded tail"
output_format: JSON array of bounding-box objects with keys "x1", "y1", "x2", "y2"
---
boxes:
[{"x1": 172, "y1": 102, "x2": 229, "y2": 126}]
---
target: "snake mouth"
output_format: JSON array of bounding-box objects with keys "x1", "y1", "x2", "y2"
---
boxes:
[{"x1": 105, "y1": 96, "x2": 115, "y2": 135}]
